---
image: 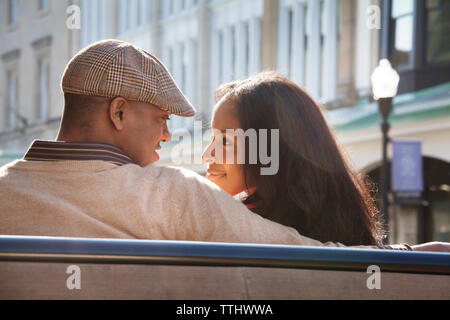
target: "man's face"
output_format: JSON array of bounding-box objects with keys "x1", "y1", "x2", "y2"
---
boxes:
[{"x1": 117, "y1": 100, "x2": 171, "y2": 166}]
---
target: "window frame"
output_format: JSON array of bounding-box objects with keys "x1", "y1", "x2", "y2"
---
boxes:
[
  {"x1": 37, "y1": 57, "x2": 50, "y2": 122},
  {"x1": 31, "y1": 35, "x2": 52, "y2": 124},
  {"x1": 1, "y1": 49, "x2": 21, "y2": 133},
  {"x1": 6, "y1": 69, "x2": 18, "y2": 131},
  {"x1": 277, "y1": 0, "x2": 337, "y2": 104},
  {"x1": 8, "y1": 0, "x2": 19, "y2": 26},
  {"x1": 382, "y1": 0, "x2": 450, "y2": 94},
  {"x1": 423, "y1": 0, "x2": 450, "y2": 67},
  {"x1": 38, "y1": 0, "x2": 50, "y2": 12},
  {"x1": 388, "y1": 0, "x2": 416, "y2": 72}
]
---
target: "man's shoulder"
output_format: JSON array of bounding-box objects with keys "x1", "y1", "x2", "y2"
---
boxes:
[
  {"x1": 141, "y1": 164, "x2": 206, "y2": 183},
  {"x1": 0, "y1": 160, "x2": 21, "y2": 175}
]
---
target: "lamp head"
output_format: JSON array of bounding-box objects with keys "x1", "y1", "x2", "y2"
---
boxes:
[{"x1": 371, "y1": 59, "x2": 400, "y2": 100}]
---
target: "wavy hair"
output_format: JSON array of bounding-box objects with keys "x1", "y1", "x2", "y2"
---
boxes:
[{"x1": 215, "y1": 72, "x2": 384, "y2": 245}]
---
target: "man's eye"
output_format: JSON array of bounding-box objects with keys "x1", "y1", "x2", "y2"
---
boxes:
[{"x1": 163, "y1": 116, "x2": 171, "y2": 121}]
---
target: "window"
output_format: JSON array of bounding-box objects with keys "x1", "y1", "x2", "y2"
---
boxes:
[
  {"x1": 6, "y1": 70, "x2": 18, "y2": 130},
  {"x1": 38, "y1": 59, "x2": 49, "y2": 121},
  {"x1": 303, "y1": 4, "x2": 309, "y2": 86},
  {"x1": 168, "y1": 0, "x2": 174, "y2": 16},
  {"x1": 431, "y1": 198, "x2": 450, "y2": 242},
  {"x1": 218, "y1": 31, "x2": 224, "y2": 84},
  {"x1": 136, "y1": 0, "x2": 151, "y2": 27},
  {"x1": 126, "y1": 0, "x2": 131, "y2": 31},
  {"x1": 383, "y1": 0, "x2": 450, "y2": 93},
  {"x1": 118, "y1": 0, "x2": 132, "y2": 31},
  {"x1": 279, "y1": 2, "x2": 310, "y2": 87},
  {"x1": 181, "y1": 43, "x2": 186, "y2": 93},
  {"x1": 2, "y1": 49, "x2": 21, "y2": 131},
  {"x1": 38, "y1": 0, "x2": 50, "y2": 11},
  {"x1": 244, "y1": 23, "x2": 250, "y2": 77},
  {"x1": 231, "y1": 26, "x2": 236, "y2": 79},
  {"x1": 82, "y1": 0, "x2": 109, "y2": 46},
  {"x1": 118, "y1": 0, "x2": 126, "y2": 33},
  {"x1": 118, "y1": 0, "x2": 149, "y2": 34},
  {"x1": 278, "y1": 0, "x2": 337, "y2": 101},
  {"x1": 137, "y1": 0, "x2": 142, "y2": 27},
  {"x1": 189, "y1": 38, "x2": 197, "y2": 106},
  {"x1": 8, "y1": 0, "x2": 19, "y2": 25},
  {"x1": 390, "y1": 0, "x2": 414, "y2": 68},
  {"x1": 178, "y1": 0, "x2": 197, "y2": 13},
  {"x1": 426, "y1": 0, "x2": 450, "y2": 64},
  {"x1": 31, "y1": 35, "x2": 51, "y2": 123},
  {"x1": 167, "y1": 47, "x2": 174, "y2": 73},
  {"x1": 286, "y1": 7, "x2": 293, "y2": 78},
  {"x1": 319, "y1": 0, "x2": 326, "y2": 98}
]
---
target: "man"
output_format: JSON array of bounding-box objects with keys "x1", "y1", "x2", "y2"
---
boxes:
[{"x1": 0, "y1": 40, "x2": 438, "y2": 250}]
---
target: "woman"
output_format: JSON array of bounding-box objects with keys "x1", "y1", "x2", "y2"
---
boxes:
[{"x1": 202, "y1": 72, "x2": 383, "y2": 246}]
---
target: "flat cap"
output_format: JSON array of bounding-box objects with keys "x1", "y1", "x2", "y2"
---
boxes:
[{"x1": 61, "y1": 39, "x2": 196, "y2": 117}]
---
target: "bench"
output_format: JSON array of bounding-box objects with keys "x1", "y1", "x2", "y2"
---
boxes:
[{"x1": 0, "y1": 235, "x2": 449, "y2": 299}]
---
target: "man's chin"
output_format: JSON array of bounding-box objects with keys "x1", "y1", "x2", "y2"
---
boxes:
[
  {"x1": 152, "y1": 151, "x2": 160, "y2": 162},
  {"x1": 137, "y1": 152, "x2": 159, "y2": 167}
]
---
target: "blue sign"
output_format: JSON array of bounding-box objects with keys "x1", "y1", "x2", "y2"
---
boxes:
[{"x1": 392, "y1": 141, "x2": 423, "y2": 193}]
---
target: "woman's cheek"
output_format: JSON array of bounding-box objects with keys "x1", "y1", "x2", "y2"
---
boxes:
[{"x1": 227, "y1": 164, "x2": 247, "y2": 196}]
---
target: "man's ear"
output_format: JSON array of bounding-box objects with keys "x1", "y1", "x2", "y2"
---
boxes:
[{"x1": 109, "y1": 97, "x2": 128, "y2": 131}]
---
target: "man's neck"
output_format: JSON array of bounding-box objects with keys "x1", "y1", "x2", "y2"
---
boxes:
[{"x1": 56, "y1": 130, "x2": 115, "y2": 146}]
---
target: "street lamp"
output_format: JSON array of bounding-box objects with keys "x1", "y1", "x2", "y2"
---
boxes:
[{"x1": 371, "y1": 59, "x2": 400, "y2": 238}]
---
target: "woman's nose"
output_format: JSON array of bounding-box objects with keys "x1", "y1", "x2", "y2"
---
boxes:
[{"x1": 202, "y1": 143, "x2": 215, "y2": 164}]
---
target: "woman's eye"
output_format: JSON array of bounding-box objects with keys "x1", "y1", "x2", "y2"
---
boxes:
[{"x1": 223, "y1": 137, "x2": 232, "y2": 146}]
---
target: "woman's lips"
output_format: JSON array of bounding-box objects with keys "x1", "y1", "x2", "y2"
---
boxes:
[{"x1": 207, "y1": 169, "x2": 226, "y2": 180}]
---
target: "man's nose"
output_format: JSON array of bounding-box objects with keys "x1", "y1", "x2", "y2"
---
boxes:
[{"x1": 162, "y1": 123, "x2": 171, "y2": 143}]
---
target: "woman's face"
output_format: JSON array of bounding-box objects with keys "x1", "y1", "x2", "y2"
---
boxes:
[{"x1": 202, "y1": 98, "x2": 248, "y2": 196}]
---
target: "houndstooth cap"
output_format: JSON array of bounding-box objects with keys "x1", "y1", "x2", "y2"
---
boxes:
[{"x1": 61, "y1": 39, "x2": 196, "y2": 117}]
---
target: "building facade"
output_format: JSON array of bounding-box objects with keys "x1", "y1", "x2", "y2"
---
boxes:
[{"x1": 0, "y1": 0, "x2": 79, "y2": 165}]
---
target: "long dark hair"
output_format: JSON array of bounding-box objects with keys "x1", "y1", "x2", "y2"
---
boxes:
[{"x1": 215, "y1": 72, "x2": 384, "y2": 245}]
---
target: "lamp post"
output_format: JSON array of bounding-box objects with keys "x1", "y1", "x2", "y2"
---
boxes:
[{"x1": 371, "y1": 59, "x2": 400, "y2": 237}]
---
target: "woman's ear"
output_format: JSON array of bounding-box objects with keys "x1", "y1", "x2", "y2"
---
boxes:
[{"x1": 109, "y1": 97, "x2": 128, "y2": 131}]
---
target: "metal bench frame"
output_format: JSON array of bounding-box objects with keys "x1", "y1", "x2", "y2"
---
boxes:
[{"x1": 1, "y1": 235, "x2": 449, "y2": 275}]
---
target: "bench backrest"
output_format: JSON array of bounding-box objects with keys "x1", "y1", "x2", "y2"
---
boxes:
[{"x1": 1, "y1": 236, "x2": 449, "y2": 299}]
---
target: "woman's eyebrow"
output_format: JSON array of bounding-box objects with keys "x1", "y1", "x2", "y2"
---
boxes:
[
  {"x1": 207, "y1": 125, "x2": 237, "y2": 134},
  {"x1": 207, "y1": 126, "x2": 227, "y2": 133}
]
